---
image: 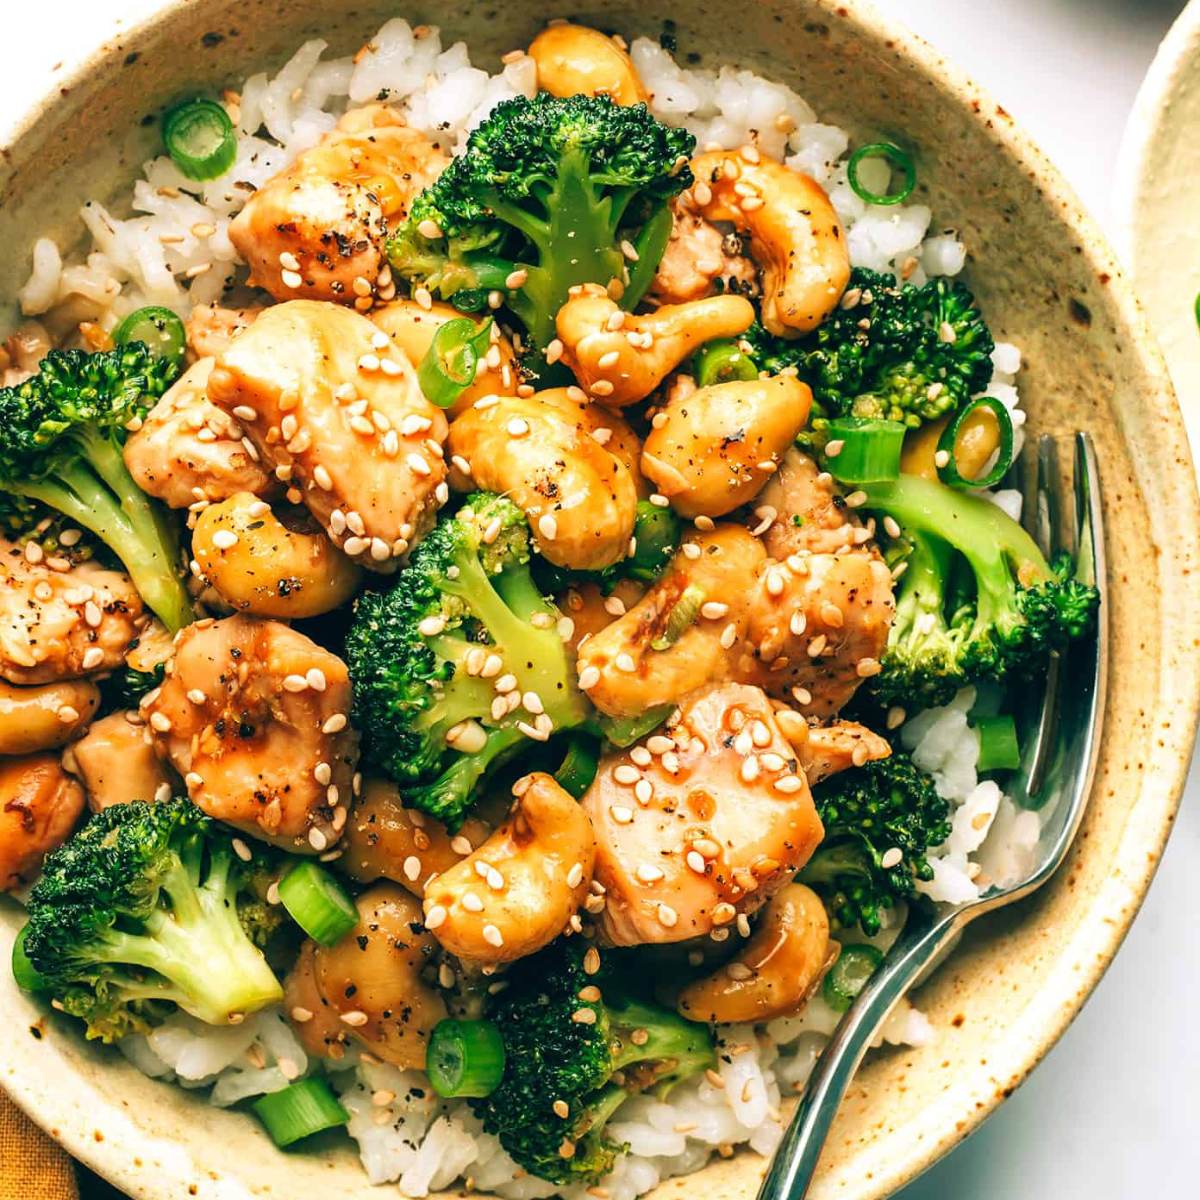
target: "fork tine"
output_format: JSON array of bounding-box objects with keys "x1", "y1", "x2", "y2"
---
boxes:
[{"x1": 1018, "y1": 435, "x2": 1063, "y2": 799}]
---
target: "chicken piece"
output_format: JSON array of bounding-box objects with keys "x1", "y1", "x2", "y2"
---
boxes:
[
  {"x1": 742, "y1": 551, "x2": 895, "y2": 718},
  {"x1": 0, "y1": 547, "x2": 145, "y2": 685},
  {"x1": 558, "y1": 578, "x2": 647, "y2": 655},
  {"x1": 649, "y1": 206, "x2": 757, "y2": 305},
  {"x1": 141, "y1": 614, "x2": 359, "y2": 853},
  {"x1": 759, "y1": 447, "x2": 868, "y2": 558},
  {"x1": 123, "y1": 358, "x2": 275, "y2": 508},
  {"x1": 184, "y1": 303, "x2": 263, "y2": 360},
  {"x1": 283, "y1": 884, "x2": 446, "y2": 1069},
  {"x1": 370, "y1": 299, "x2": 519, "y2": 416},
  {"x1": 0, "y1": 753, "x2": 86, "y2": 891},
  {"x1": 207, "y1": 300, "x2": 449, "y2": 570},
  {"x1": 67, "y1": 710, "x2": 177, "y2": 812},
  {"x1": 229, "y1": 104, "x2": 448, "y2": 306},
  {"x1": 582, "y1": 683, "x2": 824, "y2": 946},
  {"x1": 576, "y1": 526, "x2": 766, "y2": 718},
  {"x1": 796, "y1": 720, "x2": 891, "y2": 783},
  {"x1": 448, "y1": 389, "x2": 641, "y2": 571},
  {"x1": 337, "y1": 775, "x2": 497, "y2": 896}
]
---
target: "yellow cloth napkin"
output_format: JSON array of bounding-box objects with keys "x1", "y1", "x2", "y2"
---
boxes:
[{"x1": 0, "y1": 1091, "x2": 78, "y2": 1200}]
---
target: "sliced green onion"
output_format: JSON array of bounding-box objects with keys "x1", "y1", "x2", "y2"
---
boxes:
[
  {"x1": 427, "y1": 1019, "x2": 507, "y2": 1098},
  {"x1": 12, "y1": 925, "x2": 46, "y2": 992},
  {"x1": 822, "y1": 943, "x2": 884, "y2": 1013},
  {"x1": 555, "y1": 734, "x2": 600, "y2": 799},
  {"x1": 624, "y1": 501, "x2": 681, "y2": 583},
  {"x1": 822, "y1": 417, "x2": 906, "y2": 484},
  {"x1": 418, "y1": 317, "x2": 493, "y2": 408},
  {"x1": 847, "y1": 142, "x2": 916, "y2": 207},
  {"x1": 652, "y1": 584, "x2": 705, "y2": 651},
  {"x1": 278, "y1": 861, "x2": 358, "y2": 947},
  {"x1": 693, "y1": 339, "x2": 759, "y2": 388},
  {"x1": 975, "y1": 714, "x2": 1021, "y2": 772},
  {"x1": 251, "y1": 1078, "x2": 348, "y2": 1147},
  {"x1": 936, "y1": 396, "x2": 1014, "y2": 489},
  {"x1": 163, "y1": 98, "x2": 237, "y2": 181},
  {"x1": 112, "y1": 306, "x2": 187, "y2": 372}
]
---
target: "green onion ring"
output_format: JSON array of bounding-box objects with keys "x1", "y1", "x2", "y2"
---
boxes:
[
  {"x1": 822, "y1": 943, "x2": 884, "y2": 1013},
  {"x1": 111, "y1": 306, "x2": 187, "y2": 371},
  {"x1": 821, "y1": 417, "x2": 906, "y2": 484},
  {"x1": 847, "y1": 142, "x2": 917, "y2": 207},
  {"x1": 692, "y1": 340, "x2": 759, "y2": 388},
  {"x1": 555, "y1": 734, "x2": 601, "y2": 799},
  {"x1": 652, "y1": 584, "x2": 706, "y2": 651},
  {"x1": 418, "y1": 317, "x2": 493, "y2": 408},
  {"x1": 974, "y1": 713, "x2": 1021, "y2": 773},
  {"x1": 251, "y1": 1079, "x2": 349, "y2": 1147},
  {"x1": 277, "y1": 860, "x2": 359, "y2": 947},
  {"x1": 162, "y1": 98, "x2": 238, "y2": 182},
  {"x1": 935, "y1": 396, "x2": 1015, "y2": 489}
]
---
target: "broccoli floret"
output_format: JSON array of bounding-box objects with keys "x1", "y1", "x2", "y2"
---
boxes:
[
  {"x1": 861, "y1": 474, "x2": 1099, "y2": 693},
  {"x1": 346, "y1": 493, "x2": 589, "y2": 828},
  {"x1": 475, "y1": 940, "x2": 715, "y2": 1185},
  {"x1": 0, "y1": 344, "x2": 193, "y2": 631},
  {"x1": 799, "y1": 753, "x2": 951, "y2": 935},
  {"x1": 100, "y1": 661, "x2": 167, "y2": 713},
  {"x1": 742, "y1": 267, "x2": 995, "y2": 433},
  {"x1": 387, "y1": 93, "x2": 695, "y2": 351},
  {"x1": 20, "y1": 798, "x2": 284, "y2": 1041}
]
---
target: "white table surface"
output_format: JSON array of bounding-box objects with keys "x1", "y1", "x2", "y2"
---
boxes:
[{"x1": 4, "y1": 2, "x2": 1198, "y2": 1197}]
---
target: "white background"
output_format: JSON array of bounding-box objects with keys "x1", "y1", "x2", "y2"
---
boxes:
[{"x1": 3, "y1": 1, "x2": 1198, "y2": 1196}]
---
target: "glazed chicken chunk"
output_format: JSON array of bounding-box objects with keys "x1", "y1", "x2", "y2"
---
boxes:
[
  {"x1": 207, "y1": 300, "x2": 449, "y2": 569},
  {"x1": 0, "y1": 547, "x2": 145, "y2": 685},
  {"x1": 67, "y1": 710, "x2": 177, "y2": 812},
  {"x1": 581, "y1": 683, "x2": 824, "y2": 946},
  {"x1": 141, "y1": 614, "x2": 359, "y2": 853},
  {"x1": 760, "y1": 447, "x2": 872, "y2": 558},
  {"x1": 184, "y1": 303, "x2": 263, "y2": 360},
  {"x1": 649, "y1": 205, "x2": 757, "y2": 305},
  {"x1": 0, "y1": 754, "x2": 86, "y2": 891},
  {"x1": 124, "y1": 358, "x2": 275, "y2": 509},
  {"x1": 229, "y1": 104, "x2": 448, "y2": 306}
]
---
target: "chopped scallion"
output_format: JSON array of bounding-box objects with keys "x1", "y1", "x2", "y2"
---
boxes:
[
  {"x1": 11, "y1": 924, "x2": 46, "y2": 992},
  {"x1": 251, "y1": 1078, "x2": 348, "y2": 1147},
  {"x1": 936, "y1": 396, "x2": 1014, "y2": 489},
  {"x1": 652, "y1": 584, "x2": 706, "y2": 650},
  {"x1": 822, "y1": 943, "x2": 884, "y2": 1013},
  {"x1": 111, "y1": 306, "x2": 187, "y2": 372},
  {"x1": 847, "y1": 142, "x2": 917, "y2": 207},
  {"x1": 822, "y1": 417, "x2": 906, "y2": 484},
  {"x1": 555, "y1": 734, "x2": 600, "y2": 799},
  {"x1": 427, "y1": 1019, "x2": 507, "y2": 1098},
  {"x1": 418, "y1": 317, "x2": 493, "y2": 408},
  {"x1": 278, "y1": 861, "x2": 358, "y2": 947},
  {"x1": 163, "y1": 98, "x2": 237, "y2": 181},
  {"x1": 975, "y1": 714, "x2": 1021, "y2": 772},
  {"x1": 692, "y1": 339, "x2": 759, "y2": 388}
]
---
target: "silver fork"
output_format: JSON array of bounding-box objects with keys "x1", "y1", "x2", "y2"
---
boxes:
[{"x1": 757, "y1": 432, "x2": 1107, "y2": 1200}]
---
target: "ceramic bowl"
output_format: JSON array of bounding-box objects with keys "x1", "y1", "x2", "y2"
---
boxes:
[
  {"x1": 2, "y1": 2, "x2": 1198, "y2": 1198},
  {"x1": 1117, "y1": 0, "x2": 1200, "y2": 452}
]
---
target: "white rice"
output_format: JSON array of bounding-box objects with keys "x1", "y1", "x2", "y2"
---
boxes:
[{"x1": 13, "y1": 18, "x2": 1038, "y2": 1200}]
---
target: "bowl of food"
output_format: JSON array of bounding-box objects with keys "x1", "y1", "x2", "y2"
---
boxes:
[
  {"x1": 0, "y1": 3, "x2": 1195, "y2": 1200},
  {"x1": 1117, "y1": 0, "x2": 1200, "y2": 451}
]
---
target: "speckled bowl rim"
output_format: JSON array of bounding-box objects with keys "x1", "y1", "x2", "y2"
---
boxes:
[{"x1": 0, "y1": 2, "x2": 1197, "y2": 1199}]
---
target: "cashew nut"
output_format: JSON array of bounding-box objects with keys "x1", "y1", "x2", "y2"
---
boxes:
[
  {"x1": 900, "y1": 407, "x2": 1002, "y2": 482},
  {"x1": 371, "y1": 299, "x2": 519, "y2": 416},
  {"x1": 676, "y1": 883, "x2": 836, "y2": 1022},
  {"x1": 690, "y1": 149, "x2": 850, "y2": 336},
  {"x1": 448, "y1": 390, "x2": 641, "y2": 571},
  {"x1": 67, "y1": 710, "x2": 176, "y2": 812},
  {"x1": 283, "y1": 883, "x2": 447, "y2": 1069},
  {"x1": 641, "y1": 375, "x2": 813, "y2": 517},
  {"x1": 555, "y1": 289, "x2": 755, "y2": 407},
  {"x1": 0, "y1": 678, "x2": 99, "y2": 755},
  {"x1": 338, "y1": 775, "x2": 498, "y2": 895},
  {"x1": 421, "y1": 773, "x2": 596, "y2": 965},
  {"x1": 0, "y1": 753, "x2": 86, "y2": 891},
  {"x1": 192, "y1": 493, "x2": 362, "y2": 619},
  {"x1": 528, "y1": 23, "x2": 647, "y2": 106},
  {"x1": 576, "y1": 526, "x2": 765, "y2": 719}
]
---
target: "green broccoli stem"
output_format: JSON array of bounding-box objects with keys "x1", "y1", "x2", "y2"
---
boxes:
[
  {"x1": 448, "y1": 555, "x2": 588, "y2": 729},
  {"x1": 489, "y1": 146, "x2": 628, "y2": 347},
  {"x1": 623, "y1": 204, "x2": 674, "y2": 310},
  {"x1": 88, "y1": 846, "x2": 282, "y2": 1024},
  {"x1": 15, "y1": 430, "x2": 193, "y2": 632},
  {"x1": 893, "y1": 529, "x2": 951, "y2": 640},
  {"x1": 609, "y1": 996, "x2": 717, "y2": 1089}
]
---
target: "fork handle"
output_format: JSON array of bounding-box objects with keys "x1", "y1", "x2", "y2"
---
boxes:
[{"x1": 756, "y1": 910, "x2": 964, "y2": 1200}]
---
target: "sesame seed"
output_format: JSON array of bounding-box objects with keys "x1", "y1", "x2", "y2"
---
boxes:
[
  {"x1": 766, "y1": 568, "x2": 786, "y2": 597},
  {"x1": 615, "y1": 653, "x2": 636, "y2": 673},
  {"x1": 807, "y1": 633, "x2": 828, "y2": 658},
  {"x1": 567, "y1": 862, "x2": 585, "y2": 888},
  {"x1": 322, "y1": 713, "x2": 348, "y2": 734},
  {"x1": 844, "y1": 490, "x2": 868, "y2": 508},
  {"x1": 83, "y1": 600, "x2": 103, "y2": 628},
  {"x1": 634, "y1": 779, "x2": 653, "y2": 805},
  {"x1": 280, "y1": 269, "x2": 303, "y2": 289},
  {"x1": 740, "y1": 757, "x2": 760, "y2": 783},
  {"x1": 483, "y1": 924, "x2": 504, "y2": 948},
  {"x1": 887, "y1": 706, "x2": 907, "y2": 730},
  {"x1": 312, "y1": 464, "x2": 334, "y2": 491},
  {"x1": 611, "y1": 805, "x2": 634, "y2": 824},
  {"x1": 185, "y1": 772, "x2": 204, "y2": 790},
  {"x1": 571, "y1": 1007, "x2": 597, "y2": 1025},
  {"x1": 494, "y1": 672, "x2": 518, "y2": 694},
  {"x1": 342, "y1": 536, "x2": 367, "y2": 556},
  {"x1": 505, "y1": 269, "x2": 528, "y2": 289},
  {"x1": 461, "y1": 892, "x2": 484, "y2": 912},
  {"x1": 578, "y1": 665, "x2": 601, "y2": 690},
  {"x1": 149, "y1": 712, "x2": 172, "y2": 733},
  {"x1": 283, "y1": 674, "x2": 309, "y2": 692},
  {"x1": 657, "y1": 903, "x2": 678, "y2": 928},
  {"x1": 590, "y1": 379, "x2": 615, "y2": 397},
  {"x1": 774, "y1": 775, "x2": 804, "y2": 794},
  {"x1": 290, "y1": 1006, "x2": 313, "y2": 1023},
  {"x1": 481, "y1": 653, "x2": 503, "y2": 678},
  {"x1": 790, "y1": 611, "x2": 808, "y2": 637},
  {"x1": 80, "y1": 646, "x2": 105, "y2": 671},
  {"x1": 308, "y1": 827, "x2": 328, "y2": 851},
  {"x1": 418, "y1": 614, "x2": 447, "y2": 637},
  {"x1": 553, "y1": 1099, "x2": 570, "y2": 1119},
  {"x1": 339, "y1": 1009, "x2": 369, "y2": 1027},
  {"x1": 211, "y1": 528, "x2": 239, "y2": 552},
  {"x1": 934, "y1": 449, "x2": 951, "y2": 469},
  {"x1": 597, "y1": 349, "x2": 621, "y2": 370},
  {"x1": 57, "y1": 705, "x2": 80, "y2": 724},
  {"x1": 407, "y1": 453, "x2": 432, "y2": 477},
  {"x1": 614, "y1": 764, "x2": 640, "y2": 785},
  {"x1": 686, "y1": 850, "x2": 707, "y2": 874},
  {"x1": 880, "y1": 847, "x2": 904, "y2": 869},
  {"x1": 636, "y1": 864, "x2": 664, "y2": 883},
  {"x1": 425, "y1": 905, "x2": 447, "y2": 930},
  {"x1": 700, "y1": 601, "x2": 729, "y2": 620}
]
